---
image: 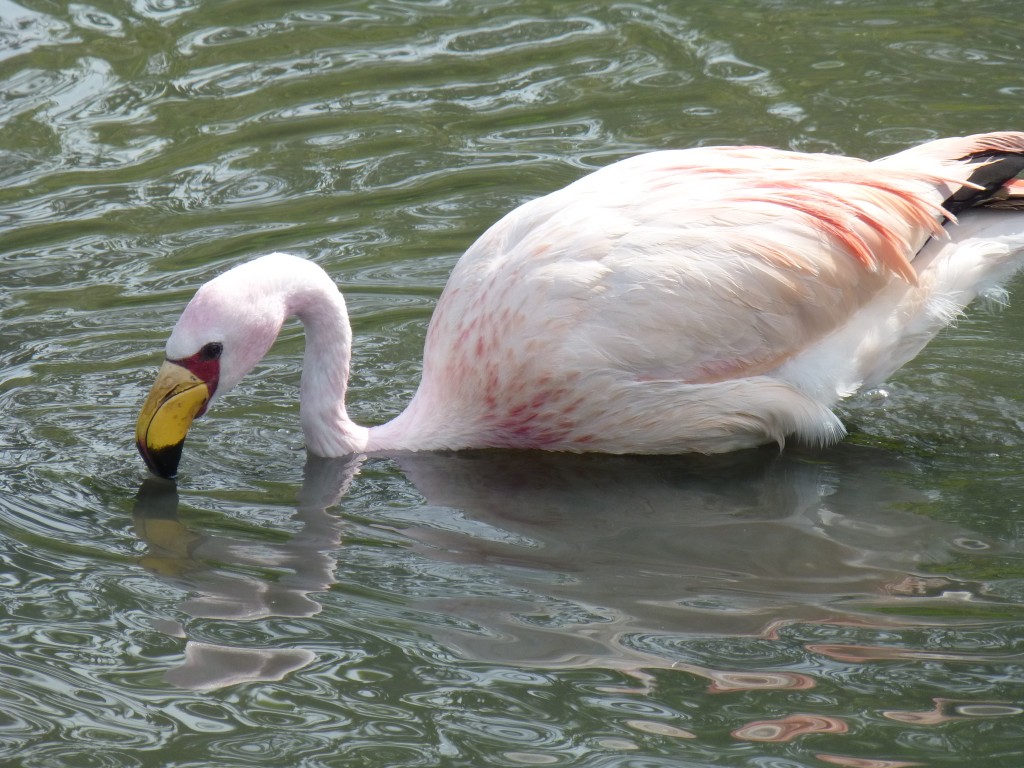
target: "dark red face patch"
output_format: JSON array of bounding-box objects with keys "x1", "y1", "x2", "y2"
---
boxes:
[{"x1": 170, "y1": 341, "x2": 222, "y2": 417}]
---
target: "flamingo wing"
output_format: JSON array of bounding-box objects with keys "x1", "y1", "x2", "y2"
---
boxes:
[{"x1": 431, "y1": 148, "x2": 937, "y2": 381}]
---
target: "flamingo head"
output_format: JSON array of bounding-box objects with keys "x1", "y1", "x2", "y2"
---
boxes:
[{"x1": 136, "y1": 258, "x2": 290, "y2": 478}]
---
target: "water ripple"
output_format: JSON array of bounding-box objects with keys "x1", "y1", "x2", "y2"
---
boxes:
[
  {"x1": 0, "y1": 1, "x2": 78, "y2": 64},
  {"x1": 3, "y1": 1, "x2": 1024, "y2": 766},
  {"x1": 439, "y1": 16, "x2": 603, "y2": 55},
  {"x1": 732, "y1": 714, "x2": 848, "y2": 743},
  {"x1": 130, "y1": 0, "x2": 198, "y2": 23}
]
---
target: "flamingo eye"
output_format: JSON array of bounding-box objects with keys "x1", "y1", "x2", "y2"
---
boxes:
[{"x1": 199, "y1": 342, "x2": 223, "y2": 361}]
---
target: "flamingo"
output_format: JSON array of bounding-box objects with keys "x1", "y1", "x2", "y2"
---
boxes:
[{"x1": 137, "y1": 132, "x2": 1024, "y2": 478}]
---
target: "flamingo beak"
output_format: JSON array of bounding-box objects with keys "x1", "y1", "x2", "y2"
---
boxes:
[{"x1": 136, "y1": 360, "x2": 212, "y2": 479}]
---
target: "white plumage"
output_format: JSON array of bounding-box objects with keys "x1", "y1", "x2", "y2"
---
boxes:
[{"x1": 137, "y1": 132, "x2": 1024, "y2": 477}]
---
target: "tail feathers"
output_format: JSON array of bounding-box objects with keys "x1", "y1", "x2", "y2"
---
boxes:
[
  {"x1": 878, "y1": 131, "x2": 1024, "y2": 215},
  {"x1": 943, "y1": 152, "x2": 1024, "y2": 215}
]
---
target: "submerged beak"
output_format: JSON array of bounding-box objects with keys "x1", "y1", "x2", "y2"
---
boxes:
[{"x1": 136, "y1": 360, "x2": 212, "y2": 479}]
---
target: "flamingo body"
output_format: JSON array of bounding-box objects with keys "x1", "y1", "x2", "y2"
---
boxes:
[{"x1": 137, "y1": 133, "x2": 1024, "y2": 477}]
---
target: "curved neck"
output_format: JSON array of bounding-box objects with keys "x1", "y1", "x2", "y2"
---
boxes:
[{"x1": 287, "y1": 272, "x2": 369, "y2": 456}]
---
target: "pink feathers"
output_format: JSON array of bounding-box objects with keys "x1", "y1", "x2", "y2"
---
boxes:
[{"x1": 141, "y1": 133, "x2": 1024, "y2": 475}]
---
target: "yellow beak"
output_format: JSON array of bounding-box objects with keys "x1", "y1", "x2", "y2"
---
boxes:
[{"x1": 136, "y1": 360, "x2": 212, "y2": 478}]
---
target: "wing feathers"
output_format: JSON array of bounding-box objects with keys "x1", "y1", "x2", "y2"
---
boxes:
[{"x1": 425, "y1": 133, "x2": 1024, "y2": 435}]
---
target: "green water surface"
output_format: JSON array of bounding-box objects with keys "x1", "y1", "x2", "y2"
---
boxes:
[{"x1": 3, "y1": 1, "x2": 1024, "y2": 766}]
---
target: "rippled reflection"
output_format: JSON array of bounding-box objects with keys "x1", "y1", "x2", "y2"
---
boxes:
[
  {"x1": 383, "y1": 446, "x2": 1007, "y2": 666},
  {"x1": 132, "y1": 455, "x2": 360, "y2": 689},
  {"x1": 884, "y1": 698, "x2": 1024, "y2": 725},
  {"x1": 816, "y1": 756, "x2": 924, "y2": 768},
  {"x1": 129, "y1": 442, "x2": 1021, "y2": 708},
  {"x1": 670, "y1": 662, "x2": 815, "y2": 692},
  {"x1": 732, "y1": 714, "x2": 848, "y2": 742}
]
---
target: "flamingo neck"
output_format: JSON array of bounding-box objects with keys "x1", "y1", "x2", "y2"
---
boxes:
[{"x1": 288, "y1": 277, "x2": 369, "y2": 456}]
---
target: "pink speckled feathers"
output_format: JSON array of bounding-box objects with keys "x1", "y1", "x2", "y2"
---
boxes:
[
  {"x1": 372, "y1": 133, "x2": 1024, "y2": 453},
  {"x1": 144, "y1": 132, "x2": 1024, "y2": 471}
]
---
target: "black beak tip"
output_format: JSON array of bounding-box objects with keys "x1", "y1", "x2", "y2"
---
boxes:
[{"x1": 137, "y1": 439, "x2": 183, "y2": 480}]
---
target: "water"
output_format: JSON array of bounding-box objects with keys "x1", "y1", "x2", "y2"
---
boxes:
[{"x1": 3, "y1": 0, "x2": 1024, "y2": 765}]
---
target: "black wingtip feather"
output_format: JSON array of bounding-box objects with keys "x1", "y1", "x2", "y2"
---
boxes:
[{"x1": 944, "y1": 153, "x2": 1024, "y2": 215}]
